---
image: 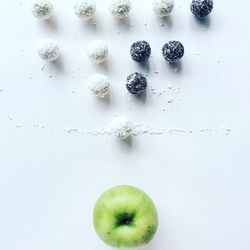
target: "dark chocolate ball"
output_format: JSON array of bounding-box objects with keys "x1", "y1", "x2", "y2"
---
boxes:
[
  {"x1": 162, "y1": 41, "x2": 184, "y2": 63},
  {"x1": 126, "y1": 72, "x2": 147, "y2": 95},
  {"x1": 130, "y1": 41, "x2": 151, "y2": 63},
  {"x1": 190, "y1": 0, "x2": 213, "y2": 18}
]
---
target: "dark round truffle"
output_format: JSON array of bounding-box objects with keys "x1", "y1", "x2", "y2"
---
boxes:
[
  {"x1": 130, "y1": 41, "x2": 151, "y2": 63},
  {"x1": 162, "y1": 41, "x2": 184, "y2": 63},
  {"x1": 190, "y1": 0, "x2": 213, "y2": 18},
  {"x1": 126, "y1": 72, "x2": 147, "y2": 95}
]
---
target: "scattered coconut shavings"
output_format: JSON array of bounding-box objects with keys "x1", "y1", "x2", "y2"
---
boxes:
[
  {"x1": 64, "y1": 127, "x2": 82, "y2": 134},
  {"x1": 64, "y1": 127, "x2": 111, "y2": 135},
  {"x1": 200, "y1": 126, "x2": 212, "y2": 132},
  {"x1": 41, "y1": 64, "x2": 46, "y2": 71},
  {"x1": 149, "y1": 85, "x2": 165, "y2": 97},
  {"x1": 132, "y1": 124, "x2": 165, "y2": 135},
  {"x1": 63, "y1": 124, "x2": 195, "y2": 137},
  {"x1": 222, "y1": 126, "x2": 232, "y2": 135},
  {"x1": 168, "y1": 128, "x2": 193, "y2": 134},
  {"x1": 85, "y1": 129, "x2": 112, "y2": 136}
]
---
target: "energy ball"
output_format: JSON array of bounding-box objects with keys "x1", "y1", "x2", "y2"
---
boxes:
[
  {"x1": 190, "y1": 0, "x2": 213, "y2": 18},
  {"x1": 88, "y1": 73, "x2": 110, "y2": 98},
  {"x1": 74, "y1": 0, "x2": 96, "y2": 20},
  {"x1": 162, "y1": 41, "x2": 184, "y2": 63},
  {"x1": 109, "y1": 0, "x2": 132, "y2": 19},
  {"x1": 126, "y1": 72, "x2": 147, "y2": 95},
  {"x1": 86, "y1": 40, "x2": 108, "y2": 64},
  {"x1": 130, "y1": 41, "x2": 151, "y2": 63},
  {"x1": 153, "y1": 0, "x2": 175, "y2": 17},
  {"x1": 37, "y1": 39, "x2": 60, "y2": 62},
  {"x1": 112, "y1": 116, "x2": 133, "y2": 140},
  {"x1": 32, "y1": 0, "x2": 54, "y2": 20}
]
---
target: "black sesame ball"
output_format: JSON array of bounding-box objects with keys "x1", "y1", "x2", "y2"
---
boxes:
[
  {"x1": 126, "y1": 72, "x2": 147, "y2": 95},
  {"x1": 162, "y1": 41, "x2": 184, "y2": 63},
  {"x1": 190, "y1": 0, "x2": 213, "y2": 18},
  {"x1": 130, "y1": 41, "x2": 151, "y2": 63}
]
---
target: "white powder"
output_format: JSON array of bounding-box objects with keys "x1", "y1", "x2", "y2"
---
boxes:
[
  {"x1": 200, "y1": 126, "x2": 212, "y2": 132},
  {"x1": 222, "y1": 126, "x2": 232, "y2": 135}
]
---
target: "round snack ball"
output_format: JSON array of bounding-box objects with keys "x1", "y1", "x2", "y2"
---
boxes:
[
  {"x1": 162, "y1": 41, "x2": 184, "y2": 63},
  {"x1": 153, "y1": 0, "x2": 175, "y2": 17},
  {"x1": 88, "y1": 73, "x2": 110, "y2": 98},
  {"x1": 74, "y1": 0, "x2": 96, "y2": 20},
  {"x1": 130, "y1": 41, "x2": 151, "y2": 63},
  {"x1": 86, "y1": 40, "x2": 108, "y2": 64},
  {"x1": 32, "y1": 0, "x2": 54, "y2": 20},
  {"x1": 112, "y1": 116, "x2": 133, "y2": 140},
  {"x1": 126, "y1": 72, "x2": 147, "y2": 95},
  {"x1": 190, "y1": 0, "x2": 213, "y2": 18},
  {"x1": 37, "y1": 39, "x2": 60, "y2": 62},
  {"x1": 109, "y1": 0, "x2": 132, "y2": 19}
]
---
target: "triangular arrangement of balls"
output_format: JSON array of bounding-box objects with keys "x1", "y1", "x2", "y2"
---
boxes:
[{"x1": 32, "y1": 0, "x2": 213, "y2": 248}]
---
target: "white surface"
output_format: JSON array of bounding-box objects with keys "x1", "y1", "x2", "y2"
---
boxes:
[{"x1": 0, "y1": 1, "x2": 250, "y2": 250}]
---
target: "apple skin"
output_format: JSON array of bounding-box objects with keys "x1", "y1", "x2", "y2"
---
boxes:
[{"x1": 93, "y1": 185, "x2": 158, "y2": 248}]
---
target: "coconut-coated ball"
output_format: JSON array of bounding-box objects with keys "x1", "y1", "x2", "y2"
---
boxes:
[
  {"x1": 190, "y1": 0, "x2": 213, "y2": 18},
  {"x1": 112, "y1": 116, "x2": 133, "y2": 140},
  {"x1": 153, "y1": 0, "x2": 175, "y2": 17},
  {"x1": 74, "y1": 1, "x2": 96, "y2": 20},
  {"x1": 126, "y1": 72, "x2": 147, "y2": 95},
  {"x1": 86, "y1": 40, "x2": 108, "y2": 64},
  {"x1": 109, "y1": 0, "x2": 132, "y2": 19},
  {"x1": 88, "y1": 74, "x2": 110, "y2": 98},
  {"x1": 162, "y1": 41, "x2": 184, "y2": 63},
  {"x1": 130, "y1": 41, "x2": 151, "y2": 63},
  {"x1": 37, "y1": 39, "x2": 61, "y2": 62},
  {"x1": 32, "y1": 0, "x2": 54, "y2": 20}
]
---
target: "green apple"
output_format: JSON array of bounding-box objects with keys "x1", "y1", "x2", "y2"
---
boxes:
[{"x1": 93, "y1": 185, "x2": 158, "y2": 248}]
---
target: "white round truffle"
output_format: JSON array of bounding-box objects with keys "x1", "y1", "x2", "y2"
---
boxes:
[
  {"x1": 37, "y1": 39, "x2": 61, "y2": 62},
  {"x1": 74, "y1": 1, "x2": 96, "y2": 20},
  {"x1": 88, "y1": 74, "x2": 110, "y2": 98},
  {"x1": 109, "y1": 0, "x2": 132, "y2": 19},
  {"x1": 86, "y1": 40, "x2": 108, "y2": 64},
  {"x1": 32, "y1": 0, "x2": 54, "y2": 20},
  {"x1": 153, "y1": 0, "x2": 175, "y2": 18},
  {"x1": 112, "y1": 116, "x2": 133, "y2": 140}
]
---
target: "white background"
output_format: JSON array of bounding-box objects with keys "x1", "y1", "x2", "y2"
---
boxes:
[{"x1": 0, "y1": 0, "x2": 250, "y2": 250}]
